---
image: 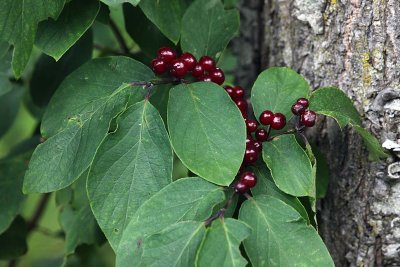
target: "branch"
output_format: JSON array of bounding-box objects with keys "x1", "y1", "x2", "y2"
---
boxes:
[
  {"x1": 109, "y1": 19, "x2": 130, "y2": 54},
  {"x1": 267, "y1": 128, "x2": 296, "y2": 141},
  {"x1": 204, "y1": 191, "x2": 236, "y2": 226}
]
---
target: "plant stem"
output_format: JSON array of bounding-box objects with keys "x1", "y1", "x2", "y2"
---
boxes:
[
  {"x1": 204, "y1": 191, "x2": 236, "y2": 226},
  {"x1": 267, "y1": 128, "x2": 296, "y2": 141},
  {"x1": 109, "y1": 19, "x2": 130, "y2": 54}
]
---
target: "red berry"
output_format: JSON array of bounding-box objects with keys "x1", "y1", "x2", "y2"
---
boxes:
[
  {"x1": 197, "y1": 75, "x2": 212, "y2": 82},
  {"x1": 180, "y1": 52, "x2": 197, "y2": 70},
  {"x1": 300, "y1": 110, "x2": 317, "y2": 127},
  {"x1": 151, "y1": 59, "x2": 167, "y2": 74},
  {"x1": 259, "y1": 110, "x2": 273, "y2": 125},
  {"x1": 271, "y1": 113, "x2": 286, "y2": 130},
  {"x1": 253, "y1": 140, "x2": 262, "y2": 152},
  {"x1": 234, "y1": 181, "x2": 248, "y2": 193},
  {"x1": 198, "y1": 56, "x2": 216, "y2": 71},
  {"x1": 223, "y1": 86, "x2": 235, "y2": 98},
  {"x1": 235, "y1": 99, "x2": 248, "y2": 113},
  {"x1": 246, "y1": 135, "x2": 253, "y2": 145},
  {"x1": 246, "y1": 119, "x2": 258, "y2": 133},
  {"x1": 191, "y1": 64, "x2": 204, "y2": 77},
  {"x1": 233, "y1": 86, "x2": 245, "y2": 99},
  {"x1": 157, "y1": 47, "x2": 177, "y2": 63},
  {"x1": 209, "y1": 68, "x2": 225, "y2": 85},
  {"x1": 291, "y1": 103, "x2": 306, "y2": 115},
  {"x1": 170, "y1": 59, "x2": 188, "y2": 78},
  {"x1": 244, "y1": 143, "x2": 258, "y2": 164},
  {"x1": 296, "y1": 98, "x2": 309, "y2": 108},
  {"x1": 240, "y1": 171, "x2": 257, "y2": 188},
  {"x1": 255, "y1": 128, "x2": 268, "y2": 142}
]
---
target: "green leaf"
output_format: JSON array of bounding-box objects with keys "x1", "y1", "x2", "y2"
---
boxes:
[
  {"x1": 100, "y1": 0, "x2": 140, "y2": 6},
  {"x1": 196, "y1": 218, "x2": 251, "y2": 267},
  {"x1": 31, "y1": 30, "x2": 93, "y2": 107},
  {"x1": 251, "y1": 163, "x2": 309, "y2": 223},
  {"x1": 181, "y1": 0, "x2": 239, "y2": 59},
  {"x1": 168, "y1": 82, "x2": 246, "y2": 186},
  {"x1": 87, "y1": 100, "x2": 173, "y2": 249},
  {"x1": 0, "y1": 0, "x2": 65, "y2": 77},
  {"x1": 35, "y1": 0, "x2": 99, "y2": 61},
  {"x1": 0, "y1": 153, "x2": 29, "y2": 234},
  {"x1": 141, "y1": 221, "x2": 206, "y2": 267},
  {"x1": 0, "y1": 216, "x2": 27, "y2": 260},
  {"x1": 239, "y1": 196, "x2": 334, "y2": 267},
  {"x1": 116, "y1": 177, "x2": 225, "y2": 266},
  {"x1": 23, "y1": 57, "x2": 154, "y2": 193},
  {"x1": 0, "y1": 83, "x2": 24, "y2": 138},
  {"x1": 139, "y1": 0, "x2": 186, "y2": 44},
  {"x1": 251, "y1": 67, "x2": 309, "y2": 120},
  {"x1": 263, "y1": 134, "x2": 313, "y2": 197},
  {"x1": 312, "y1": 146, "x2": 330, "y2": 199},
  {"x1": 309, "y1": 87, "x2": 388, "y2": 160}
]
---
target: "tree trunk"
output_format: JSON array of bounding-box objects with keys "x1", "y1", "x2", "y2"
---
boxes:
[{"x1": 234, "y1": 0, "x2": 400, "y2": 266}]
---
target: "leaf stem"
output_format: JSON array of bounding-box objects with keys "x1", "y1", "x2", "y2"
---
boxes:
[
  {"x1": 109, "y1": 19, "x2": 130, "y2": 55},
  {"x1": 204, "y1": 191, "x2": 236, "y2": 226},
  {"x1": 267, "y1": 128, "x2": 296, "y2": 141}
]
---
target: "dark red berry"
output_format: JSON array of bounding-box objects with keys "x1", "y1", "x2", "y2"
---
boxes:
[
  {"x1": 234, "y1": 181, "x2": 248, "y2": 193},
  {"x1": 180, "y1": 52, "x2": 197, "y2": 70},
  {"x1": 170, "y1": 59, "x2": 188, "y2": 78},
  {"x1": 255, "y1": 128, "x2": 268, "y2": 142},
  {"x1": 157, "y1": 47, "x2": 176, "y2": 63},
  {"x1": 300, "y1": 110, "x2": 317, "y2": 127},
  {"x1": 233, "y1": 86, "x2": 245, "y2": 99},
  {"x1": 253, "y1": 140, "x2": 262, "y2": 152},
  {"x1": 192, "y1": 64, "x2": 204, "y2": 77},
  {"x1": 151, "y1": 59, "x2": 167, "y2": 74},
  {"x1": 244, "y1": 143, "x2": 258, "y2": 164},
  {"x1": 197, "y1": 75, "x2": 212, "y2": 82},
  {"x1": 235, "y1": 99, "x2": 248, "y2": 113},
  {"x1": 209, "y1": 68, "x2": 225, "y2": 85},
  {"x1": 271, "y1": 113, "x2": 286, "y2": 130},
  {"x1": 246, "y1": 135, "x2": 253, "y2": 145},
  {"x1": 246, "y1": 119, "x2": 258, "y2": 133},
  {"x1": 291, "y1": 103, "x2": 306, "y2": 115},
  {"x1": 296, "y1": 98, "x2": 309, "y2": 108},
  {"x1": 224, "y1": 86, "x2": 235, "y2": 98},
  {"x1": 198, "y1": 56, "x2": 216, "y2": 71},
  {"x1": 259, "y1": 110, "x2": 274, "y2": 125},
  {"x1": 241, "y1": 110, "x2": 248, "y2": 118},
  {"x1": 240, "y1": 171, "x2": 257, "y2": 188}
]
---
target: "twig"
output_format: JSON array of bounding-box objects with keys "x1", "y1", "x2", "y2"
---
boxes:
[
  {"x1": 267, "y1": 128, "x2": 296, "y2": 141},
  {"x1": 93, "y1": 43, "x2": 126, "y2": 56},
  {"x1": 109, "y1": 19, "x2": 130, "y2": 54},
  {"x1": 204, "y1": 191, "x2": 236, "y2": 226}
]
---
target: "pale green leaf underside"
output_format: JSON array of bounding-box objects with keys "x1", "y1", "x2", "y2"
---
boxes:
[
  {"x1": 168, "y1": 82, "x2": 246, "y2": 186},
  {"x1": 239, "y1": 196, "x2": 334, "y2": 267},
  {"x1": 87, "y1": 100, "x2": 173, "y2": 250}
]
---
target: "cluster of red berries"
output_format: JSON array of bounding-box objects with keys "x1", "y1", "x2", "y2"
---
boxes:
[
  {"x1": 151, "y1": 47, "x2": 225, "y2": 85},
  {"x1": 234, "y1": 171, "x2": 257, "y2": 193},
  {"x1": 223, "y1": 85, "x2": 247, "y2": 117},
  {"x1": 291, "y1": 98, "x2": 316, "y2": 127}
]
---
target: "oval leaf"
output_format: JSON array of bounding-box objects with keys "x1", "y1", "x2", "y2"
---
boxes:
[
  {"x1": 262, "y1": 134, "x2": 313, "y2": 197},
  {"x1": 167, "y1": 82, "x2": 246, "y2": 186},
  {"x1": 239, "y1": 195, "x2": 334, "y2": 267},
  {"x1": 87, "y1": 100, "x2": 173, "y2": 249}
]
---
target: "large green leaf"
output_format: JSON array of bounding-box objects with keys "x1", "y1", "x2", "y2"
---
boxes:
[
  {"x1": 116, "y1": 177, "x2": 225, "y2": 266},
  {"x1": 181, "y1": 0, "x2": 239, "y2": 59},
  {"x1": 196, "y1": 218, "x2": 251, "y2": 267},
  {"x1": 141, "y1": 221, "x2": 206, "y2": 267},
  {"x1": 23, "y1": 57, "x2": 154, "y2": 193},
  {"x1": 87, "y1": 100, "x2": 173, "y2": 249},
  {"x1": 139, "y1": 0, "x2": 186, "y2": 44},
  {"x1": 168, "y1": 82, "x2": 246, "y2": 186},
  {"x1": 263, "y1": 134, "x2": 313, "y2": 197},
  {"x1": 309, "y1": 87, "x2": 387, "y2": 160},
  {"x1": 239, "y1": 196, "x2": 334, "y2": 267},
  {"x1": 0, "y1": 83, "x2": 24, "y2": 138},
  {"x1": 0, "y1": 216, "x2": 27, "y2": 260},
  {"x1": 0, "y1": 0, "x2": 65, "y2": 77},
  {"x1": 35, "y1": 0, "x2": 99, "y2": 61},
  {"x1": 251, "y1": 163, "x2": 309, "y2": 223},
  {"x1": 251, "y1": 67, "x2": 309, "y2": 120}
]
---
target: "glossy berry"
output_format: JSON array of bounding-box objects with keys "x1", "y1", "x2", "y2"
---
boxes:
[
  {"x1": 259, "y1": 110, "x2": 274, "y2": 125},
  {"x1": 198, "y1": 56, "x2": 216, "y2": 71},
  {"x1": 191, "y1": 64, "x2": 204, "y2": 77},
  {"x1": 224, "y1": 86, "x2": 235, "y2": 98},
  {"x1": 209, "y1": 68, "x2": 225, "y2": 85},
  {"x1": 243, "y1": 143, "x2": 258, "y2": 164},
  {"x1": 296, "y1": 98, "x2": 309, "y2": 108},
  {"x1": 240, "y1": 171, "x2": 257, "y2": 188},
  {"x1": 234, "y1": 181, "x2": 248, "y2": 193},
  {"x1": 246, "y1": 119, "x2": 259, "y2": 133},
  {"x1": 235, "y1": 99, "x2": 248, "y2": 113},
  {"x1": 151, "y1": 59, "x2": 167, "y2": 74},
  {"x1": 246, "y1": 135, "x2": 253, "y2": 145},
  {"x1": 157, "y1": 47, "x2": 176, "y2": 63},
  {"x1": 170, "y1": 59, "x2": 187, "y2": 78},
  {"x1": 291, "y1": 103, "x2": 306, "y2": 115},
  {"x1": 271, "y1": 113, "x2": 286, "y2": 130},
  {"x1": 180, "y1": 52, "x2": 197, "y2": 70},
  {"x1": 253, "y1": 140, "x2": 262, "y2": 152},
  {"x1": 197, "y1": 75, "x2": 212, "y2": 82},
  {"x1": 233, "y1": 86, "x2": 245, "y2": 99},
  {"x1": 255, "y1": 128, "x2": 268, "y2": 142},
  {"x1": 300, "y1": 110, "x2": 317, "y2": 127}
]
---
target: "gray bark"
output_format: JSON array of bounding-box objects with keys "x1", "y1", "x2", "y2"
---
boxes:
[{"x1": 233, "y1": 0, "x2": 400, "y2": 266}]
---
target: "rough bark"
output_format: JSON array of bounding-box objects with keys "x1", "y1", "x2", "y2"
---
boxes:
[{"x1": 234, "y1": 0, "x2": 400, "y2": 266}]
